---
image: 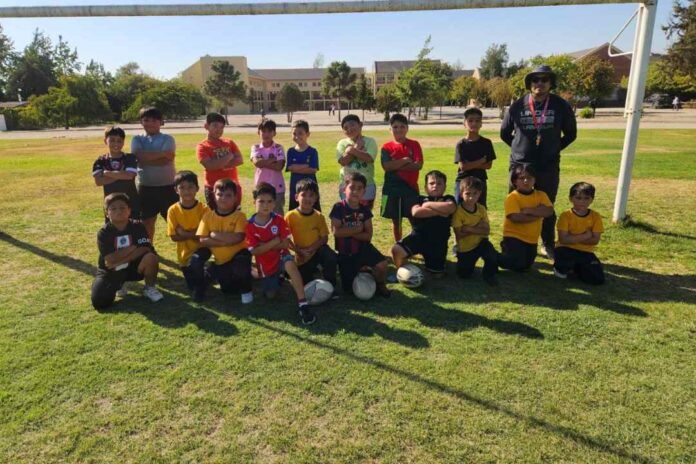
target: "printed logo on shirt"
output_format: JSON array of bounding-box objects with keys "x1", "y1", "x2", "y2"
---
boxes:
[
  {"x1": 109, "y1": 159, "x2": 123, "y2": 170},
  {"x1": 520, "y1": 108, "x2": 556, "y2": 131},
  {"x1": 271, "y1": 225, "x2": 279, "y2": 235},
  {"x1": 116, "y1": 235, "x2": 132, "y2": 249}
]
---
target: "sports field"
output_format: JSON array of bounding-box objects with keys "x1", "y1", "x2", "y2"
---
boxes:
[{"x1": 0, "y1": 128, "x2": 694, "y2": 463}]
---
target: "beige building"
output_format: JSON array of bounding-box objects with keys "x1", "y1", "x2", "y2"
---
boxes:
[{"x1": 181, "y1": 56, "x2": 365, "y2": 114}]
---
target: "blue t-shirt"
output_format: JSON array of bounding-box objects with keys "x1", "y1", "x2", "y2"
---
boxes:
[{"x1": 285, "y1": 146, "x2": 319, "y2": 195}]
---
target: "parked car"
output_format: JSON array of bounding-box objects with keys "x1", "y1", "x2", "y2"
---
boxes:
[{"x1": 644, "y1": 93, "x2": 671, "y2": 109}]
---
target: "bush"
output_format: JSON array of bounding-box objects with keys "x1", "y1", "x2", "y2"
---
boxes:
[
  {"x1": 1, "y1": 107, "x2": 46, "y2": 130},
  {"x1": 122, "y1": 80, "x2": 206, "y2": 122},
  {"x1": 579, "y1": 107, "x2": 594, "y2": 119}
]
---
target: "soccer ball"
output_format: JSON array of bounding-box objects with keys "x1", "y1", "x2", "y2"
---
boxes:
[
  {"x1": 396, "y1": 264, "x2": 424, "y2": 288},
  {"x1": 304, "y1": 279, "x2": 334, "y2": 305},
  {"x1": 352, "y1": 272, "x2": 376, "y2": 301}
]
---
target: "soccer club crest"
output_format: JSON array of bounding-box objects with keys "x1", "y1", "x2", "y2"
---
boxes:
[
  {"x1": 110, "y1": 159, "x2": 122, "y2": 170},
  {"x1": 116, "y1": 235, "x2": 132, "y2": 249},
  {"x1": 271, "y1": 225, "x2": 279, "y2": 235}
]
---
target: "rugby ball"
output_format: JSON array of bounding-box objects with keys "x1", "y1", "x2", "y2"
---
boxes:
[
  {"x1": 352, "y1": 272, "x2": 376, "y2": 301},
  {"x1": 396, "y1": 264, "x2": 424, "y2": 288},
  {"x1": 304, "y1": 279, "x2": 334, "y2": 305}
]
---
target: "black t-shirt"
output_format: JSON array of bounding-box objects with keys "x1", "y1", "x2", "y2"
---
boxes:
[
  {"x1": 97, "y1": 220, "x2": 154, "y2": 271},
  {"x1": 454, "y1": 136, "x2": 496, "y2": 181},
  {"x1": 92, "y1": 153, "x2": 139, "y2": 200},
  {"x1": 411, "y1": 195, "x2": 456, "y2": 239},
  {"x1": 329, "y1": 201, "x2": 373, "y2": 255}
]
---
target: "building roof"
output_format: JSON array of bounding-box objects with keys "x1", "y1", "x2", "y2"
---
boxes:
[
  {"x1": 249, "y1": 67, "x2": 365, "y2": 80},
  {"x1": 374, "y1": 60, "x2": 441, "y2": 73},
  {"x1": 566, "y1": 43, "x2": 626, "y2": 60},
  {"x1": 0, "y1": 101, "x2": 27, "y2": 109}
]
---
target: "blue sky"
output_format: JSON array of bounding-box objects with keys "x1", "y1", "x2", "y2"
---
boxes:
[{"x1": 0, "y1": 0, "x2": 675, "y2": 79}]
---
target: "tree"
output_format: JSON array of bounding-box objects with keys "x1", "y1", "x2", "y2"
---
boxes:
[
  {"x1": 203, "y1": 60, "x2": 247, "y2": 123},
  {"x1": 354, "y1": 74, "x2": 375, "y2": 120},
  {"x1": 0, "y1": 24, "x2": 17, "y2": 100},
  {"x1": 575, "y1": 56, "x2": 615, "y2": 103},
  {"x1": 645, "y1": 59, "x2": 696, "y2": 97},
  {"x1": 6, "y1": 30, "x2": 58, "y2": 100},
  {"x1": 664, "y1": 0, "x2": 696, "y2": 77},
  {"x1": 276, "y1": 83, "x2": 305, "y2": 122},
  {"x1": 312, "y1": 52, "x2": 325, "y2": 69},
  {"x1": 479, "y1": 43, "x2": 509, "y2": 79},
  {"x1": 123, "y1": 80, "x2": 206, "y2": 121},
  {"x1": 321, "y1": 61, "x2": 356, "y2": 121},
  {"x1": 471, "y1": 79, "x2": 490, "y2": 107},
  {"x1": 505, "y1": 59, "x2": 528, "y2": 78},
  {"x1": 450, "y1": 75, "x2": 477, "y2": 106},
  {"x1": 486, "y1": 77, "x2": 513, "y2": 117},
  {"x1": 106, "y1": 63, "x2": 159, "y2": 121},
  {"x1": 375, "y1": 83, "x2": 402, "y2": 121},
  {"x1": 53, "y1": 35, "x2": 81, "y2": 76}
]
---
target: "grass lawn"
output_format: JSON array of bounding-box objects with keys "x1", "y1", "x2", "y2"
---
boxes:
[{"x1": 0, "y1": 127, "x2": 694, "y2": 463}]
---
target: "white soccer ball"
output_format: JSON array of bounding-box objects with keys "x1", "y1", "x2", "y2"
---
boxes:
[
  {"x1": 396, "y1": 263, "x2": 424, "y2": 288},
  {"x1": 352, "y1": 272, "x2": 376, "y2": 301},
  {"x1": 304, "y1": 279, "x2": 334, "y2": 305}
]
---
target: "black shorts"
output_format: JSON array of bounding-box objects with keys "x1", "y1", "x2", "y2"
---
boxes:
[
  {"x1": 380, "y1": 190, "x2": 419, "y2": 220},
  {"x1": 138, "y1": 184, "x2": 178, "y2": 220},
  {"x1": 337, "y1": 243, "x2": 386, "y2": 292},
  {"x1": 398, "y1": 232, "x2": 448, "y2": 273},
  {"x1": 99, "y1": 253, "x2": 146, "y2": 284}
]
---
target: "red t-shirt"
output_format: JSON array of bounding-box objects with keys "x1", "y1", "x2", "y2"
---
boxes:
[
  {"x1": 196, "y1": 137, "x2": 241, "y2": 188},
  {"x1": 381, "y1": 139, "x2": 423, "y2": 191},
  {"x1": 245, "y1": 213, "x2": 290, "y2": 277}
]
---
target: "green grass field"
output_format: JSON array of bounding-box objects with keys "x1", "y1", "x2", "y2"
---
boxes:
[{"x1": 0, "y1": 128, "x2": 694, "y2": 463}]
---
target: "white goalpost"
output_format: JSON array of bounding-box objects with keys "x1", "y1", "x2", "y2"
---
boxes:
[{"x1": 0, "y1": 0, "x2": 659, "y2": 223}]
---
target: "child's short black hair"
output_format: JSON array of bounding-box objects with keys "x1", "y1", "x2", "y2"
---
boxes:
[
  {"x1": 213, "y1": 178, "x2": 238, "y2": 195},
  {"x1": 292, "y1": 119, "x2": 310, "y2": 133},
  {"x1": 139, "y1": 107, "x2": 163, "y2": 121},
  {"x1": 425, "y1": 170, "x2": 447, "y2": 185},
  {"x1": 104, "y1": 192, "x2": 131, "y2": 210},
  {"x1": 463, "y1": 107, "x2": 483, "y2": 119},
  {"x1": 295, "y1": 178, "x2": 319, "y2": 195},
  {"x1": 174, "y1": 170, "x2": 198, "y2": 188},
  {"x1": 206, "y1": 112, "x2": 226, "y2": 125},
  {"x1": 389, "y1": 113, "x2": 408, "y2": 126},
  {"x1": 510, "y1": 164, "x2": 537, "y2": 184},
  {"x1": 344, "y1": 172, "x2": 367, "y2": 188},
  {"x1": 341, "y1": 114, "x2": 361, "y2": 128},
  {"x1": 459, "y1": 176, "x2": 483, "y2": 193},
  {"x1": 253, "y1": 182, "x2": 277, "y2": 200},
  {"x1": 257, "y1": 119, "x2": 276, "y2": 132},
  {"x1": 104, "y1": 125, "x2": 125, "y2": 139},
  {"x1": 569, "y1": 182, "x2": 596, "y2": 198}
]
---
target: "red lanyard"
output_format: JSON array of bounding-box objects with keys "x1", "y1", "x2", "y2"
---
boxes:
[{"x1": 529, "y1": 94, "x2": 549, "y2": 130}]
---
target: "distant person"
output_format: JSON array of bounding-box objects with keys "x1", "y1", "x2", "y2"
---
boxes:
[
  {"x1": 336, "y1": 114, "x2": 378, "y2": 209},
  {"x1": 380, "y1": 113, "x2": 423, "y2": 242},
  {"x1": 250, "y1": 119, "x2": 286, "y2": 215},
  {"x1": 286, "y1": 119, "x2": 320, "y2": 211},
  {"x1": 92, "y1": 126, "x2": 140, "y2": 220},
  {"x1": 672, "y1": 96, "x2": 681, "y2": 111},
  {"x1": 131, "y1": 107, "x2": 178, "y2": 241},
  {"x1": 553, "y1": 182, "x2": 605, "y2": 285},
  {"x1": 196, "y1": 112, "x2": 243, "y2": 211},
  {"x1": 500, "y1": 65, "x2": 577, "y2": 260},
  {"x1": 589, "y1": 98, "x2": 598, "y2": 117},
  {"x1": 454, "y1": 107, "x2": 496, "y2": 207},
  {"x1": 261, "y1": 108, "x2": 266, "y2": 119}
]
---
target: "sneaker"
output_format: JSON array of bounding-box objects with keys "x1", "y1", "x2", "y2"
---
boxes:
[
  {"x1": 553, "y1": 268, "x2": 567, "y2": 279},
  {"x1": 298, "y1": 305, "x2": 316, "y2": 325},
  {"x1": 142, "y1": 285, "x2": 164, "y2": 302},
  {"x1": 241, "y1": 292, "x2": 254, "y2": 304},
  {"x1": 376, "y1": 283, "x2": 391, "y2": 298},
  {"x1": 539, "y1": 245, "x2": 555, "y2": 260},
  {"x1": 116, "y1": 284, "x2": 128, "y2": 298},
  {"x1": 451, "y1": 244, "x2": 458, "y2": 257},
  {"x1": 386, "y1": 273, "x2": 398, "y2": 284}
]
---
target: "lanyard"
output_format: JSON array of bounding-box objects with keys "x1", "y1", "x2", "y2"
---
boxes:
[{"x1": 529, "y1": 95, "x2": 549, "y2": 146}]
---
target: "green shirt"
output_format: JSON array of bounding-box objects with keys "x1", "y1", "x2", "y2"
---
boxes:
[{"x1": 336, "y1": 136, "x2": 377, "y2": 186}]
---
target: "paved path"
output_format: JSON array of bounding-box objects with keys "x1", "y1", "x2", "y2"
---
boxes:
[{"x1": 1, "y1": 107, "x2": 695, "y2": 139}]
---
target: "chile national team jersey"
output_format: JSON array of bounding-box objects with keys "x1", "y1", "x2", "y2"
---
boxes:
[{"x1": 245, "y1": 213, "x2": 290, "y2": 277}]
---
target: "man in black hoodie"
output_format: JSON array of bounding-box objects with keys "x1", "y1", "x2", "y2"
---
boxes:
[{"x1": 500, "y1": 65, "x2": 577, "y2": 260}]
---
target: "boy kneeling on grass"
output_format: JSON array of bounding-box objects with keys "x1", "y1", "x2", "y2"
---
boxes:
[{"x1": 91, "y1": 193, "x2": 163, "y2": 310}]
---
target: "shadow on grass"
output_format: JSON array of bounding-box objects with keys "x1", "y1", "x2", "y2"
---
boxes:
[
  {"x1": 246, "y1": 318, "x2": 655, "y2": 464},
  {"x1": 622, "y1": 218, "x2": 696, "y2": 241}
]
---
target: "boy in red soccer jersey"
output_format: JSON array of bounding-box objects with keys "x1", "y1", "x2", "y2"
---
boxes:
[{"x1": 246, "y1": 183, "x2": 316, "y2": 325}]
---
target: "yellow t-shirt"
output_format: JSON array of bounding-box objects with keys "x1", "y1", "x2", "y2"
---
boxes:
[
  {"x1": 196, "y1": 210, "x2": 248, "y2": 265},
  {"x1": 503, "y1": 189, "x2": 553, "y2": 244},
  {"x1": 556, "y1": 209, "x2": 604, "y2": 253},
  {"x1": 285, "y1": 208, "x2": 329, "y2": 264},
  {"x1": 167, "y1": 201, "x2": 210, "y2": 266},
  {"x1": 451, "y1": 203, "x2": 489, "y2": 252}
]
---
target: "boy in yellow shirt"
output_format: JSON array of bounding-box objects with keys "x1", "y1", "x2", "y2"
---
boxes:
[
  {"x1": 451, "y1": 176, "x2": 498, "y2": 285},
  {"x1": 499, "y1": 165, "x2": 554, "y2": 272},
  {"x1": 167, "y1": 171, "x2": 210, "y2": 301},
  {"x1": 553, "y1": 182, "x2": 605, "y2": 284},
  {"x1": 285, "y1": 179, "x2": 338, "y2": 288},
  {"x1": 196, "y1": 178, "x2": 253, "y2": 304}
]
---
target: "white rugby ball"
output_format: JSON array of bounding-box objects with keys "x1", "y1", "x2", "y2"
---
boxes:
[
  {"x1": 352, "y1": 272, "x2": 376, "y2": 301},
  {"x1": 304, "y1": 279, "x2": 334, "y2": 305},
  {"x1": 396, "y1": 263, "x2": 424, "y2": 288}
]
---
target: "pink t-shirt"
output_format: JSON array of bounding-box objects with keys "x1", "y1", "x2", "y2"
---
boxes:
[{"x1": 250, "y1": 142, "x2": 286, "y2": 193}]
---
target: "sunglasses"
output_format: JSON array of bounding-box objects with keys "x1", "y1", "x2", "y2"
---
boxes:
[{"x1": 531, "y1": 76, "x2": 551, "y2": 84}]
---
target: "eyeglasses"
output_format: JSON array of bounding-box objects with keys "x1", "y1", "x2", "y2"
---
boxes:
[{"x1": 531, "y1": 76, "x2": 551, "y2": 84}]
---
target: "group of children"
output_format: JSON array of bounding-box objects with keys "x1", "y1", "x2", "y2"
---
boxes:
[{"x1": 90, "y1": 106, "x2": 606, "y2": 325}]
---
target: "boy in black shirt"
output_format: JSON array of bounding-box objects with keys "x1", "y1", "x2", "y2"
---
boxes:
[
  {"x1": 391, "y1": 170, "x2": 456, "y2": 277},
  {"x1": 454, "y1": 107, "x2": 496, "y2": 207},
  {"x1": 91, "y1": 193, "x2": 163, "y2": 309},
  {"x1": 92, "y1": 126, "x2": 140, "y2": 219}
]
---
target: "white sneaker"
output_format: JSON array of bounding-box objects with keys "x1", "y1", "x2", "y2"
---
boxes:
[
  {"x1": 540, "y1": 245, "x2": 555, "y2": 260},
  {"x1": 116, "y1": 284, "x2": 128, "y2": 298},
  {"x1": 241, "y1": 292, "x2": 254, "y2": 304},
  {"x1": 451, "y1": 244, "x2": 458, "y2": 257},
  {"x1": 553, "y1": 268, "x2": 567, "y2": 279},
  {"x1": 142, "y1": 285, "x2": 164, "y2": 302}
]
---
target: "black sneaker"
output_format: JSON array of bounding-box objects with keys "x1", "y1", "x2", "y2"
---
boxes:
[{"x1": 298, "y1": 305, "x2": 317, "y2": 325}]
